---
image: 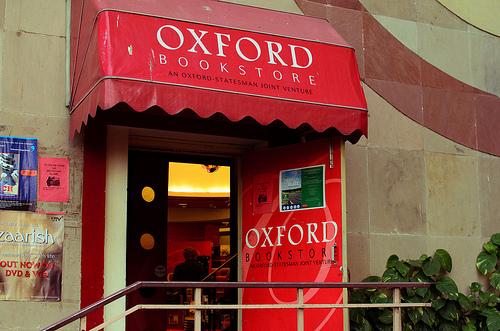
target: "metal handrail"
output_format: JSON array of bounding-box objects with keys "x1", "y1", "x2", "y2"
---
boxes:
[
  {"x1": 201, "y1": 253, "x2": 238, "y2": 282},
  {"x1": 42, "y1": 281, "x2": 433, "y2": 331}
]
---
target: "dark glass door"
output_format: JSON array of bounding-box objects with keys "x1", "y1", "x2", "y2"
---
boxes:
[
  {"x1": 127, "y1": 151, "x2": 169, "y2": 331},
  {"x1": 126, "y1": 150, "x2": 237, "y2": 331}
]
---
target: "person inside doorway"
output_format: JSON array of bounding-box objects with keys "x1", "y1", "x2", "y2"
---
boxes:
[
  {"x1": 172, "y1": 248, "x2": 207, "y2": 331},
  {"x1": 173, "y1": 247, "x2": 206, "y2": 282},
  {"x1": 220, "y1": 314, "x2": 233, "y2": 331}
]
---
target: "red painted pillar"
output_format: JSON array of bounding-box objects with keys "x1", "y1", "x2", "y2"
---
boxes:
[{"x1": 80, "y1": 123, "x2": 107, "y2": 328}]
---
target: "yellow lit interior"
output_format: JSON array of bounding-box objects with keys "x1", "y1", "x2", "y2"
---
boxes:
[{"x1": 168, "y1": 162, "x2": 230, "y2": 197}]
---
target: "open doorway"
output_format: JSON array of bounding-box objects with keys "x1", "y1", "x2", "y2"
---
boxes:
[
  {"x1": 126, "y1": 151, "x2": 237, "y2": 331},
  {"x1": 166, "y1": 161, "x2": 232, "y2": 282}
]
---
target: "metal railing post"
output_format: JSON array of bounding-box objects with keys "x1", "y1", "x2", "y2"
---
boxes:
[
  {"x1": 194, "y1": 287, "x2": 202, "y2": 331},
  {"x1": 79, "y1": 316, "x2": 87, "y2": 331},
  {"x1": 297, "y1": 288, "x2": 304, "y2": 331},
  {"x1": 393, "y1": 288, "x2": 402, "y2": 331}
]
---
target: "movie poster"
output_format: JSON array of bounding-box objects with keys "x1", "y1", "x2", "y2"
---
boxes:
[
  {"x1": 0, "y1": 136, "x2": 38, "y2": 211},
  {"x1": 0, "y1": 210, "x2": 63, "y2": 301}
]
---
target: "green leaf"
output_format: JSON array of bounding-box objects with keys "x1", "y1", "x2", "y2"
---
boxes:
[
  {"x1": 470, "y1": 282, "x2": 482, "y2": 293},
  {"x1": 382, "y1": 268, "x2": 402, "y2": 282},
  {"x1": 490, "y1": 272, "x2": 500, "y2": 291},
  {"x1": 362, "y1": 275, "x2": 381, "y2": 282},
  {"x1": 408, "y1": 307, "x2": 424, "y2": 325},
  {"x1": 408, "y1": 276, "x2": 430, "y2": 298},
  {"x1": 406, "y1": 287, "x2": 417, "y2": 297},
  {"x1": 387, "y1": 254, "x2": 399, "y2": 268},
  {"x1": 438, "y1": 302, "x2": 459, "y2": 322},
  {"x1": 396, "y1": 260, "x2": 411, "y2": 277},
  {"x1": 436, "y1": 277, "x2": 459, "y2": 298},
  {"x1": 458, "y1": 293, "x2": 473, "y2": 311},
  {"x1": 422, "y1": 288, "x2": 434, "y2": 302},
  {"x1": 416, "y1": 323, "x2": 433, "y2": 331},
  {"x1": 376, "y1": 324, "x2": 393, "y2": 331},
  {"x1": 479, "y1": 291, "x2": 490, "y2": 305},
  {"x1": 476, "y1": 251, "x2": 497, "y2": 275},
  {"x1": 404, "y1": 324, "x2": 414, "y2": 331},
  {"x1": 422, "y1": 308, "x2": 436, "y2": 327},
  {"x1": 415, "y1": 271, "x2": 433, "y2": 282},
  {"x1": 352, "y1": 316, "x2": 372, "y2": 331},
  {"x1": 408, "y1": 259, "x2": 423, "y2": 268},
  {"x1": 416, "y1": 286, "x2": 429, "y2": 298},
  {"x1": 378, "y1": 309, "x2": 393, "y2": 325},
  {"x1": 435, "y1": 249, "x2": 453, "y2": 273},
  {"x1": 491, "y1": 233, "x2": 500, "y2": 246},
  {"x1": 370, "y1": 291, "x2": 390, "y2": 304},
  {"x1": 482, "y1": 307, "x2": 500, "y2": 331},
  {"x1": 487, "y1": 292, "x2": 500, "y2": 306},
  {"x1": 439, "y1": 322, "x2": 460, "y2": 331},
  {"x1": 432, "y1": 298, "x2": 447, "y2": 311},
  {"x1": 350, "y1": 290, "x2": 369, "y2": 303},
  {"x1": 406, "y1": 295, "x2": 425, "y2": 304},
  {"x1": 462, "y1": 319, "x2": 477, "y2": 331},
  {"x1": 350, "y1": 308, "x2": 366, "y2": 324},
  {"x1": 359, "y1": 317, "x2": 373, "y2": 331},
  {"x1": 483, "y1": 242, "x2": 499, "y2": 255},
  {"x1": 420, "y1": 254, "x2": 430, "y2": 262},
  {"x1": 423, "y1": 257, "x2": 441, "y2": 276}
]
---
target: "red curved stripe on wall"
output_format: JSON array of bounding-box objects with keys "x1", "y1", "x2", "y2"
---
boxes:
[{"x1": 295, "y1": 0, "x2": 500, "y2": 156}]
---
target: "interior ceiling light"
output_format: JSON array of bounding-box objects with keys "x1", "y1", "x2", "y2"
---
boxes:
[{"x1": 202, "y1": 165, "x2": 220, "y2": 173}]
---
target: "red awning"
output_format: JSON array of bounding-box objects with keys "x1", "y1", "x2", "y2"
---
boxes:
[{"x1": 70, "y1": 0, "x2": 367, "y2": 139}]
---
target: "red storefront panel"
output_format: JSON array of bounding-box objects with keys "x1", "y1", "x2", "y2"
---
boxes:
[{"x1": 242, "y1": 138, "x2": 344, "y2": 330}]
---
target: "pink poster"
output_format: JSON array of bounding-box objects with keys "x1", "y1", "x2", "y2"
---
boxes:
[
  {"x1": 38, "y1": 158, "x2": 69, "y2": 202},
  {"x1": 253, "y1": 174, "x2": 274, "y2": 215}
]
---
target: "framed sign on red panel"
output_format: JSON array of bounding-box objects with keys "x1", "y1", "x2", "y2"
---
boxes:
[{"x1": 242, "y1": 138, "x2": 344, "y2": 330}]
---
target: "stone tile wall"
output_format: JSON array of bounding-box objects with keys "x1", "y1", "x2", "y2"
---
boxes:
[
  {"x1": 295, "y1": 0, "x2": 500, "y2": 157},
  {"x1": 361, "y1": 0, "x2": 500, "y2": 97},
  {"x1": 436, "y1": 0, "x2": 500, "y2": 39},
  {"x1": 345, "y1": 83, "x2": 500, "y2": 291},
  {"x1": 0, "y1": 1, "x2": 83, "y2": 330}
]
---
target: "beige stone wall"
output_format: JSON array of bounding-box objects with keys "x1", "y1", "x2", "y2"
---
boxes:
[
  {"x1": 0, "y1": 0, "x2": 83, "y2": 330},
  {"x1": 436, "y1": 0, "x2": 500, "y2": 37},
  {"x1": 220, "y1": 0, "x2": 302, "y2": 14},
  {"x1": 346, "y1": 84, "x2": 500, "y2": 291},
  {"x1": 360, "y1": 0, "x2": 500, "y2": 96}
]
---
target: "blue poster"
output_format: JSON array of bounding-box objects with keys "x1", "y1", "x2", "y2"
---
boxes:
[{"x1": 0, "y1": 136, "x2": 38, "y2": 211}]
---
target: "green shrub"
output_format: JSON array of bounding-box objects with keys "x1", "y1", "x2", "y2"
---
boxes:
[{"x1": 349, "y1": 233, "x2": 500, "y2": 331}]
